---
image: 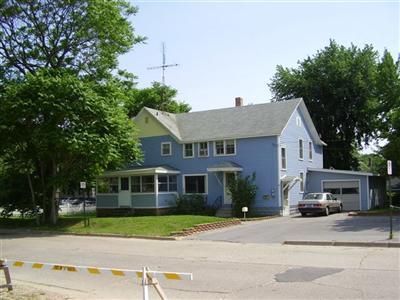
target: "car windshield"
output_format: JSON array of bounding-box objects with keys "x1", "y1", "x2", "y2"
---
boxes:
[{"x1": 304, "y1": 193, "x2": 324, "y2": 200}]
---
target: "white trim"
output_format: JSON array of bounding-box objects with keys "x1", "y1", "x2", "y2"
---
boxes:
[
  {"x1": 277, "y1": 136, "x2": 282, "y2": 209},
  {"x1": 213, "y1": 139, "x2": 236, "y2": 157},
  {"x1": 280, "y1": 144, "x2": 287, "y2": 171},
  {"x1": 155, "y1": 174, "x2": 159, "y2": 208},
  {"x1": 160, "y1": 142, "x2": 172, "y2": 156},
  {"x1": 308, "y1": 168, "x2": 373, "y2": 176},
  {"x1": 183, "y1": 143, "x2": 195, "y2": 159},
  {"x1": 182, "y1": 173, "x2": 208, "y2": 194},
  {"x1": 158, "y1": 192, "x2": 179, "y2": 195},
  {"x1": 321, "y1": 179, "x2": 362, "y2": 210},
  {"x1": 298, "y1": 138, "x2": 304, "y2": 160},
  {"x1": 99, "y1": 167, "x2": 180, "y2": 177},
  {"x1": 308, "y1": 141, "x2": 313, "y2": 161},
  {"x1": 198, "y1": 141, "x2": 209, "y2": 158},
  {"x1": 131, "y1": 192, "x2": 155, "y2": 195}
]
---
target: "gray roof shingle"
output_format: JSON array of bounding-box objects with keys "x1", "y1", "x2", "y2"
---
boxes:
[{"x1": 140, "y1": 98, "x2": 325, "y2": 145}]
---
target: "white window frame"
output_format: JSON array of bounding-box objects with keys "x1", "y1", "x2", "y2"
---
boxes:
[
  {"x1": 198, "y1": 141, "x2": 209, "y2": 157},
  {"x1": 130, "y1": 175, "x2": 155, "y2": 194},
  {"x1": 308, "y1": 141, "x2": 313, "y2": 161},
  {"x1": 299, "y1": 171, "x2": 304, "y2": 193},
  {"x1": 183, "y1": 143, "x2": 195, "y2": 158},
  {"x1": 298, "y1": 138, "x2": 304, "y2": 160},
  {"x1": 161, "y1": 142, "x2": 172, "y2": 156},
  {"x1": 281, "y1": 146, "x2": 287, "y2": 170},
  {"x1": 296, "y1": 116, "x2": 302, "y2": 127},
  {"x1": 157, "y1": 174, "x2": 178, "y2": 193},
  {"x1": 182, "y1": 174, "x2": 208, "y2": 194},
  {"x1": 213, "y1": 139, "x2": 236, "y2": 156}
]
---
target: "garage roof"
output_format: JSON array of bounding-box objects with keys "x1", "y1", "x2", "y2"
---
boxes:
[{"x1": 308, "y1": 168, "x2": 373, "y2": 176}]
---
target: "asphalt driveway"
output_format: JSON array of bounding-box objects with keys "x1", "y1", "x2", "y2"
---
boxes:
[{"x1": 188, "y1": 213, "x2": 400, "y2": 244}]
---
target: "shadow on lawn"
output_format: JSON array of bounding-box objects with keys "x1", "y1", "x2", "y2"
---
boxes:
[
  {"x1": 0, "y1": 216, "x2": 86, "y2": 239},
  {"x1": 330, "y1": 215, "x2": 400, "y2": 233}
]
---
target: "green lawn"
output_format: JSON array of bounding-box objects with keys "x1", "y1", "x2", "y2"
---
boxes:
[{"x1": 0, "y1": 214, "x2": 229, "y2": 236}]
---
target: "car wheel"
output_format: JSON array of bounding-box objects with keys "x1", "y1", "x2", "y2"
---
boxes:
[
  {"x1": 324, "y1": 207, "x2": 330, "y2": 216},
  {"x1": 301, "y1": 212, "x2": 306, "y2": 217}
]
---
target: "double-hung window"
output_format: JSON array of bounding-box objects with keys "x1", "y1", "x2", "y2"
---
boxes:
[
  {"x1": 161, "y1": 142, "x2": 172, "y2": 156},
  {"x1": 184, "y1": 175, "x2": 207, "y2": 194},
  {"x1": 299, "y1": 172, "x2": 304, "y2": 192},
  {"x1": 131, "y1": 175, "x2": 155, "y2": 193},
  {"x1": 281, "y1": 147, "x2": 287, "y2": 170},
  {"x1": 158, "y1": 175, "x2": 178, "y2": 192},
  {"x1": 299, "y1": 139, "x2": 304, "y2": 160},
  {"x1": 97, "y1": 177, "x2": 118, "y2": 193},
  {"x1": 183, "y1": 143, "x2": 194, "y2": 158},
  {"x1": 198, "y1": 142, "x2": 209, "y2": 157},
  {"x1": 308, "y1": 141, "x2": 313, "y2": 161},
  {"x1": 214, "y1": 139, "x2": 236, "y2": 156}
]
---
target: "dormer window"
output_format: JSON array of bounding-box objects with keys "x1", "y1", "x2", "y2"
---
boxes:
[{"x1": 161, "y1": 142, "x2": 172, "y2": 156}]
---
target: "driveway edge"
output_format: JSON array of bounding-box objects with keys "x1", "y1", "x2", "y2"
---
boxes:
[{"x1": 283, "y1": 240, "x2": 400, "y2": 248}]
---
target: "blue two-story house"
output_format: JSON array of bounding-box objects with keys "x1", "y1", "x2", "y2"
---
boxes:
[{"x1": 96, "y1": 97, "x2": 380, "y2": 216}]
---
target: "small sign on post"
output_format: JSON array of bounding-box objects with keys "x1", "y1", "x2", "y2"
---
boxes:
[
  {"x1": 242, "y1": 207, "x2": 248, "y2": 219},
  {"x1": 80, "y1": 181, "x2": 86, "y2": 189},
  {"x1": 387, "y1": 160, "x2": 392, "y2": 176}
]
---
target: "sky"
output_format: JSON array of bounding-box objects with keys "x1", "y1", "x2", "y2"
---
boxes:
[{"x1": 119, "y1": 0, "x2": 399, "y2": 112}]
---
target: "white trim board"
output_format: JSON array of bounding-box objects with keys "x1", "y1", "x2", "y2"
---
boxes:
[{"x1": 308, "y1": 168, "x2": 372, "y2": 176}]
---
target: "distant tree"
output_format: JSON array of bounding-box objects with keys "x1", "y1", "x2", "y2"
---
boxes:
[
  {"x1": 0, "y1": 70, "x2": 141, "y2": 224},
  {"x1": 355, "y1": 152, "x2": 386, "y2": 175},
  {"x1": 123, "y1": 81, "x2": 191, "y2": 118},
  {"x1": 0, "y1": 0, "x2": 144, "y2": 79},
  {"x1": 269, "y1": 40, "x2": 391, "y2": 170}
]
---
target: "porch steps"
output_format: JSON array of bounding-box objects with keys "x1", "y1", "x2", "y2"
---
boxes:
[{"x1": 215, "y1": 207, "x2": 233, "y2": 218}]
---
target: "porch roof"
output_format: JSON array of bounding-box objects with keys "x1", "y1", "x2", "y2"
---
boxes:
[
  {"x1": 99, "y1": 165, "x2": 180, "y2": 177},
  {"x1": 280, "y1": 175, "x2": 300, "y2": 183},
  {"x1": 207, "y1": 161, "x2": 243, "y2": 172}
]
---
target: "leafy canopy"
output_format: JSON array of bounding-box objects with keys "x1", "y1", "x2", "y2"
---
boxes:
[
  {"x1": 269, "y1": 40, "x2": 390, "y2": 170},
  {"x1": 0, "y1": 0, "x2": 144, "y2": 79}
]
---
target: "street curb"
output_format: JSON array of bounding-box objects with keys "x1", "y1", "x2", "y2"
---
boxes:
[
  {"x1": 283, "y1": 240, "x2": 400, "y2": 248},
  {"x1": 0, "y1": 229, "x2": 179, "y2": 241}
]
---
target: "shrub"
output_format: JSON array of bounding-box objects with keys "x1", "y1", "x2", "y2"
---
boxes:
[
  {"x1": 175, "y1": 194, "x2": 213, "y2": 215},
  {"x1": 228, "y1": 173, "x2": 258, "y2": 217}
]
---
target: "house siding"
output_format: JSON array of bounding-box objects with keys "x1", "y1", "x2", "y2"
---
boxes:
[
  {"x1": 131, "y1": 194, "x2": 157, "y2": 208},
  {"x1": 140, "y1": 135, "x2": 280, "y2": 213},
  {"x1": 96, "y1": 194, "x2": 118, "y2": 208},
  {"x1": 158, "y1": 193, "x2": 178, "y2": 207},
  {"x1": 280, "y1": 107, "x2": 323, "y2": 209}
]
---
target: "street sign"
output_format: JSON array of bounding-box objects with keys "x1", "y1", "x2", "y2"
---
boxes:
[
  {"x1": 387, "y1": 160, "x2": 392, "y2": 175},
  {"x1": 80, "y1": 181, "x2": 86, "y2": 189}
]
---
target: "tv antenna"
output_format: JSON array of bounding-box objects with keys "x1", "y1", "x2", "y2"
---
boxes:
[{"x1": 147, "y1": 42, "x2": 179, "y2": 85}]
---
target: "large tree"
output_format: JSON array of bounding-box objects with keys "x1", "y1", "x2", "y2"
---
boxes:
[
  {"x1": 0, "y1": 70, "x2": 141, "y2": 224},
  {"x1": 376, "y1": 51, "x2": 400, "y2": 174},
  {"x1": 269, "y1": 40, "x2": 385, "y2": 170},
  {"x1": 0, "y1": 0, "x2": 144, "y2": 79}
]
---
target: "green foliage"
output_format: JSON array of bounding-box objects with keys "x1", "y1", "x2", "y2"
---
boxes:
[
  {"x1": 228, "y1": 173, "x2": 258, "y2": 217},
  {"x1": 0, "y1": 0, "x2": 144, "y2": 79},
  {"x1": 355, "y1": 152, "x2": 386, "y2": 175},
  {"x1": 269, "y1": 40, "x2": 393, "y2": 170},
  {"x1": 175, "y1": 194, "x2": 215, "y2": 215},
  {"x1": 123, "y1": 81, "x2": 191, "y2": 118},
  {"x1": 0, "y1": 70, "x2": 141, "y2": 223}
]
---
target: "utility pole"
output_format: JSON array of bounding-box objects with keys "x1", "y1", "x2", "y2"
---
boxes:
[{"x1": 147, "y1": 42, "x2": 179, "y2": 85}]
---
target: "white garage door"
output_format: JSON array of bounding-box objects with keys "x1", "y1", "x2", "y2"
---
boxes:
[{"x1": 323, "y1": 181, "x2": 360, "y2": 211}]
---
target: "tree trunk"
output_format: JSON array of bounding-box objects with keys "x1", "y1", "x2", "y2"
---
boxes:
[
  {"x1": 40, "y1": 161, "x2": 47, "y2": 223},
  {"x1": 27, "y1": 173, "x2": 40, "y2": 226},
  {"x1": 49, "y1": 159, "x2": 58, "y2": 225}
]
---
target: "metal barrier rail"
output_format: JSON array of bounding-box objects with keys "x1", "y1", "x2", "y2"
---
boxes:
[{"x1": 1, "y1": 259, "x2": 193, "y2": 299}]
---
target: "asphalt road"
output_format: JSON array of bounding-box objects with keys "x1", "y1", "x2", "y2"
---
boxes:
[
  {"x1": 1, "y1": 233, "x2": 399, "y2": 299},
  {"x1": 189, "y1": 213, "x2": 400, "y2": 244}
]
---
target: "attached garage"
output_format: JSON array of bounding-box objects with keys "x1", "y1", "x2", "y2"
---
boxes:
[
  {"x1": 306, "y1": 168, "x2": 378, "y2": 211},
  {"x1": 322, "y1": 180, "x2": 360, "y2": 211}
]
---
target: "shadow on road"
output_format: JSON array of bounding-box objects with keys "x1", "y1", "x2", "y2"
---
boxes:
[{"x1": 330, "y1": 216, "x2": 400, "y2": 233}]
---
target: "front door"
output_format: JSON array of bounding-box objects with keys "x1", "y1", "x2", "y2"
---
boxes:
[
  {"x1": 282, "y1": 183, "x2": 290, "y2": 216},
  {"x1": 118, "y1": 177, "x2": 131, "y2": 207},
  {"x1": 223, "y1": 172, "x2": 235, "y2": 205}
]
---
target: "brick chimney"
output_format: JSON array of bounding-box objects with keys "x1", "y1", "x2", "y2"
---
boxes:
[{"x1": 235, "y1": 97, "x2": 243, "y2": 107}]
